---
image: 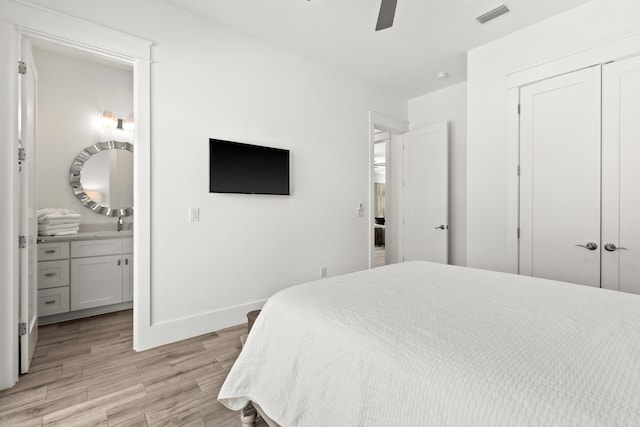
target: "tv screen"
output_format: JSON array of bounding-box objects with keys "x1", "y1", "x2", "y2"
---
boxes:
[{"x1": 209, "y1": 139, "x2": 290, "y2": 195}]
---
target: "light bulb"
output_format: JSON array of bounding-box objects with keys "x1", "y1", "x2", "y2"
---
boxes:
[
  {"x1": 102, "y1": 110, "x2": 118, "y2": 131},
  {"x1": 122, "y1": 114, "x2": 135, "y2": 132}
]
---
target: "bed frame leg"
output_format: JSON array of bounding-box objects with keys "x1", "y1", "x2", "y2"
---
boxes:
[{"x1": 240, "y1": 403, "x2": 257, "y2": 427}]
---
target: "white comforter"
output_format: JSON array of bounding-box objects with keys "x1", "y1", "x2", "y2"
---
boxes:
[{"x1": 218, "y1": 261, "x2": 640, "y2": 426}]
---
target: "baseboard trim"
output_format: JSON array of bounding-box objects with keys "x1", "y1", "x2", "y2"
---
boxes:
[{"x1": 134, "y1": 299, "x2": 267, "y2": 351}]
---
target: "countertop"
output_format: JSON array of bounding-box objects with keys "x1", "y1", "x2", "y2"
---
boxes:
[{"x1": 37, "y1": 230, "x2": 133, "y2": 243}]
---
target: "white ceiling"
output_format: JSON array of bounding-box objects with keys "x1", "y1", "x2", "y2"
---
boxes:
[{"x1": 166, "y1": 0, "x2": 590, "y2": 98}]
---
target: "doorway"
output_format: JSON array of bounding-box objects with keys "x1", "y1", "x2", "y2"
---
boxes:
[
  {"x1": 373, "y1": 129, "x2": 389, "y2": 267},
  {"x1": 0, "y1": 7, "x2": 151, "y2": 390},
  {"x1": 368, "y1": 112, "x2": 409, "y2": 268},
  {"x1": 22, "y1": 36, "x2": 135, "y2": 373}
]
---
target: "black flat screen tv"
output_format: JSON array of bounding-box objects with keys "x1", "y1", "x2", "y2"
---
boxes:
[{"x1": 209, "y1": 138, "x2": 290, "y2": 195}]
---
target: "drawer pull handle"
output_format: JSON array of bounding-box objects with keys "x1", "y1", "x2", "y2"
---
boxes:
[
  {"x1": 117, "y1": 259, "x2": 121, "y2": 266},
  {"x1": 44, "y1": 273, "x2": 56, "y2": 277},
  {"x1": 45, "y1": 250, "x2": 56, "y2": 254},
  {"x1": 44, "y1": 300, "x2": 56, "y2": 305},
  {"x1": 125, "y1": 258, "x2": 129, "y2": 266}
]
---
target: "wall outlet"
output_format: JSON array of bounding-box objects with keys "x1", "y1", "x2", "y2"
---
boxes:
[
  {"x1": 321, "y1": 266, "x2": 327, "y2": 278},
  {"x1": 189, "y1": 207, "x2": 199, "y2": 222}
]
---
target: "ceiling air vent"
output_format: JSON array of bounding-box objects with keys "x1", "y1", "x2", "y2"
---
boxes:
[{"x1": 476, "y1": 4, "x2": 510, "y2": 24}]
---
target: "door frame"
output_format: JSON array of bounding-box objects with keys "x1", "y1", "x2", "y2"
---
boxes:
[
  {"x1": 0, "y1": 1, "x2": 152, "y2": 389},
  {"x1": 368, "y1": 111, "x2": 409, "y2": 268}
]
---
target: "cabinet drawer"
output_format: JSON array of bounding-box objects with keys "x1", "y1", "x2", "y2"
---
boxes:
[
  {"x1": 71, "y1": 239, "x2": 123, "y2": 258},
  {"x1": 123, "y1": 238, "x2": 133, "y2": 254},
  {"x1": 38, "y1": 286, "x2": 70, "y2": 317},
  {"x1": 38, "y1": 260, "x2": 70, "y2": 290},
  {"x1": 38, "y1": 242, "x2": 70, "y2": 261}
]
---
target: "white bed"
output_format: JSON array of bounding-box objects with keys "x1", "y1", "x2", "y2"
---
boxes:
[{"x1": 218, "y1": 261, "x2": 640, "y2": 426}]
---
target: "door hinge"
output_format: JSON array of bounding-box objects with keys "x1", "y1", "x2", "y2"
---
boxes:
[
  {"x1": 517, "y1": 104, "x2": 521, "y2": 115},
  {"x1": 18, "y1": 235, "x2": 26, "y2": 249},
  {"x1": 19, "y1": 322, "x2": 26, "y2": 336},
  {"x1": 517, "y1": 228, "x2": 520, "y2": 239},
  {"x1": 18, "y1": 148, "x2": 26, "y2": 161},
  {"x1": 517, "y1": 165, "x2": 520, "y2": 176},
  {"x1": 18, "y1": 61, "x2": 26, "y2": 75}
]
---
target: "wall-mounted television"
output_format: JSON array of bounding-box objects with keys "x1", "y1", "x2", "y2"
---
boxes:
[{"x1": 209, "y1": 138, "x2": 290, "y2": 195}]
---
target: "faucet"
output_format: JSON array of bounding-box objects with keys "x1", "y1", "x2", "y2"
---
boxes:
[{"x1": 117, "y1": 216, "x2": 124, "y2": 232}]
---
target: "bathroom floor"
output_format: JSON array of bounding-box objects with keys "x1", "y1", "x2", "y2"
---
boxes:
[{"x1": 0, "y1": 310, "x2": 245, "y2": 426}]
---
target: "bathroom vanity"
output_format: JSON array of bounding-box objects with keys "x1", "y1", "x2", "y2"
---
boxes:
[{"x1": 37, "y1": 231, "x2": 133, "y2": 324}]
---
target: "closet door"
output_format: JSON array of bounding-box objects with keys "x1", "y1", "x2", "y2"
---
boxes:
[
  {"x1": 519, "y1": 66, "x2": 601, "y2": 287},
  {"x1": 602, "y1": 56, "x2": 640, "y2": 295}
]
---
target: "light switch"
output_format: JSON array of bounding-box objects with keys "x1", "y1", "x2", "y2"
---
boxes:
[{"x1": 189, "y1": 207, "x2": 199, "y2": 222}]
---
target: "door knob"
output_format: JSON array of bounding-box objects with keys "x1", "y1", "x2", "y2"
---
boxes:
[
  {"x1": 576, "y1": 242, "x2": 598, "y2": 250},
  {"x1": 604, "y1": 243, "x2": 628, "y2": 252},
  {"x1": 434, "y1": 225, "x2": 447, "y2": 230}
]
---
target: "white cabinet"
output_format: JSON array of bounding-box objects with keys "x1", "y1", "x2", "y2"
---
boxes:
[
  {"x1": 122, "y1": 253, "x2": 133, "y2": 302},
  {"x1": 37, "y1": 237, "x2": 133, "y2": 319},
  {"x1": 70, "y1": 238, "x2": 133, "y2": 310}
]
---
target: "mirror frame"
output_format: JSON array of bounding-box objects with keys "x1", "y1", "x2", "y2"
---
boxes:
[{"x1": 69, "y1": 140, "x2": 134, "y2": 217}]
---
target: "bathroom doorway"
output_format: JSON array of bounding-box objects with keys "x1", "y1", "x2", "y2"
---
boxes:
[{"x1": 27, "y1": 36, "x2": 135, "y2": 365}]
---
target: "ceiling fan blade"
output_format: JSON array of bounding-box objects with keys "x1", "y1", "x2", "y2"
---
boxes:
[{"x1": 375, "y1": 0, "x2": 397, "y2": 31}]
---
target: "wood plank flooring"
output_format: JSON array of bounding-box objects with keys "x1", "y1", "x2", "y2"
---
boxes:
[{"x1": 0, "y1": 310, "x2": 245, "y2": 426}]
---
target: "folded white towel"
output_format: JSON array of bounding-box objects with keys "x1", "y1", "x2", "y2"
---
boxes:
[
  {"x1": 38, "y1": 208, "x2": 81, "y2": 223},
  {"x1": 38, "y1": 223, "x2": 80, "y2": 232},
  {"x1": 38, "y1": 218, "x2": 81, "y2": 226},
  {"x1": 38, "y1": 228, "x2": 79, "y2": 237}
]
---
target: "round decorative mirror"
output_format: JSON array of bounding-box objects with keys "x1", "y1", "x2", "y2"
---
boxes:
[{"x1": 69, "y1": 140, "x2": 134, "y2": 216}]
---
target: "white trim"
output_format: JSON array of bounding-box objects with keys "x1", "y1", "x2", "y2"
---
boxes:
[
  {"x1": 136, "y1": 300, "x2": 267, "y2": 350},
  {"x1": 507, "y1": 30, "x2": 640, "y2": 88},
  {"x1": 506, "y1": 88, "x2": 520, "y2": 274},
  {"x1": 0, "y1": 0, "x2": 151, "y2": 61},
  {"x1": 0, "y1": 21, "x2": 20, "y2": 390},
  {"x1": 368, "y1": 111, "x2": 409, "y2": 268}
]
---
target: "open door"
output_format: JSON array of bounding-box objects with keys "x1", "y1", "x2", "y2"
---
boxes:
[
  {"x1": 403, "y1": 122, "x2": 448, "y2": 263},
  {"x1": 19, "y1": 37, "x2": 38, "y2": 374}
]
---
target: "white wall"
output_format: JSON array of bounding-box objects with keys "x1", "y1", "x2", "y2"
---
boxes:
[
  {"x1": 408, "y1": 82, "x2": 467, "y2": 266},
  {"x1": 467, "y1": 0, "x2": 640, "y2": 272},
  {"x1": 34, "y1": 47, "x2": 133, "y2": 229},
  {"x1": 24, "y1": 0, "x2": 407, "y2": 346}
]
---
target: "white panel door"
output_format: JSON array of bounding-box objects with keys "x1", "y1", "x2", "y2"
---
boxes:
[
  {"x1": 403, "y1": 122, "x2": 448, "y2": 263},
  {"x1": 602, "y1": 55, "x2": 640, "y2": 295},
  {"x1": 19, "y1": 37, "x2": 38, "y2": 374},
  {"x1": 519, "y1": 66, "x2": 601, "y2": 287}
]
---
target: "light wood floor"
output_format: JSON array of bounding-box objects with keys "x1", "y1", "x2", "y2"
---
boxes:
[
  {"x1": 0, "y1": 310, "x2": 245, "y2": 426},
  {"x1": 373, "y1": 246, "x2": 386, "y2": 268}
]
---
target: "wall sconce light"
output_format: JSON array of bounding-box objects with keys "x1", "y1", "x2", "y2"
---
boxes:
[{"x1": 101, "y1": 110, "x2": 134, "y2": 132}]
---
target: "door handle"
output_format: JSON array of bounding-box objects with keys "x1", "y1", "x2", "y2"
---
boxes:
[
  {"x1": 604, "y1": 243, "x2": 628, "y2": 252},
  {"x1": 576, "y1": 242, "x2": 598, "y2": 250},
  {"x1": 434, "y1": 225, "x2": 447, "y2": 230}
]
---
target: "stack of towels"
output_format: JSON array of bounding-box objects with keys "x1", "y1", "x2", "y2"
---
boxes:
[{"x1": 38, "y1": 208, "x2": 81, "y2": 236}]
